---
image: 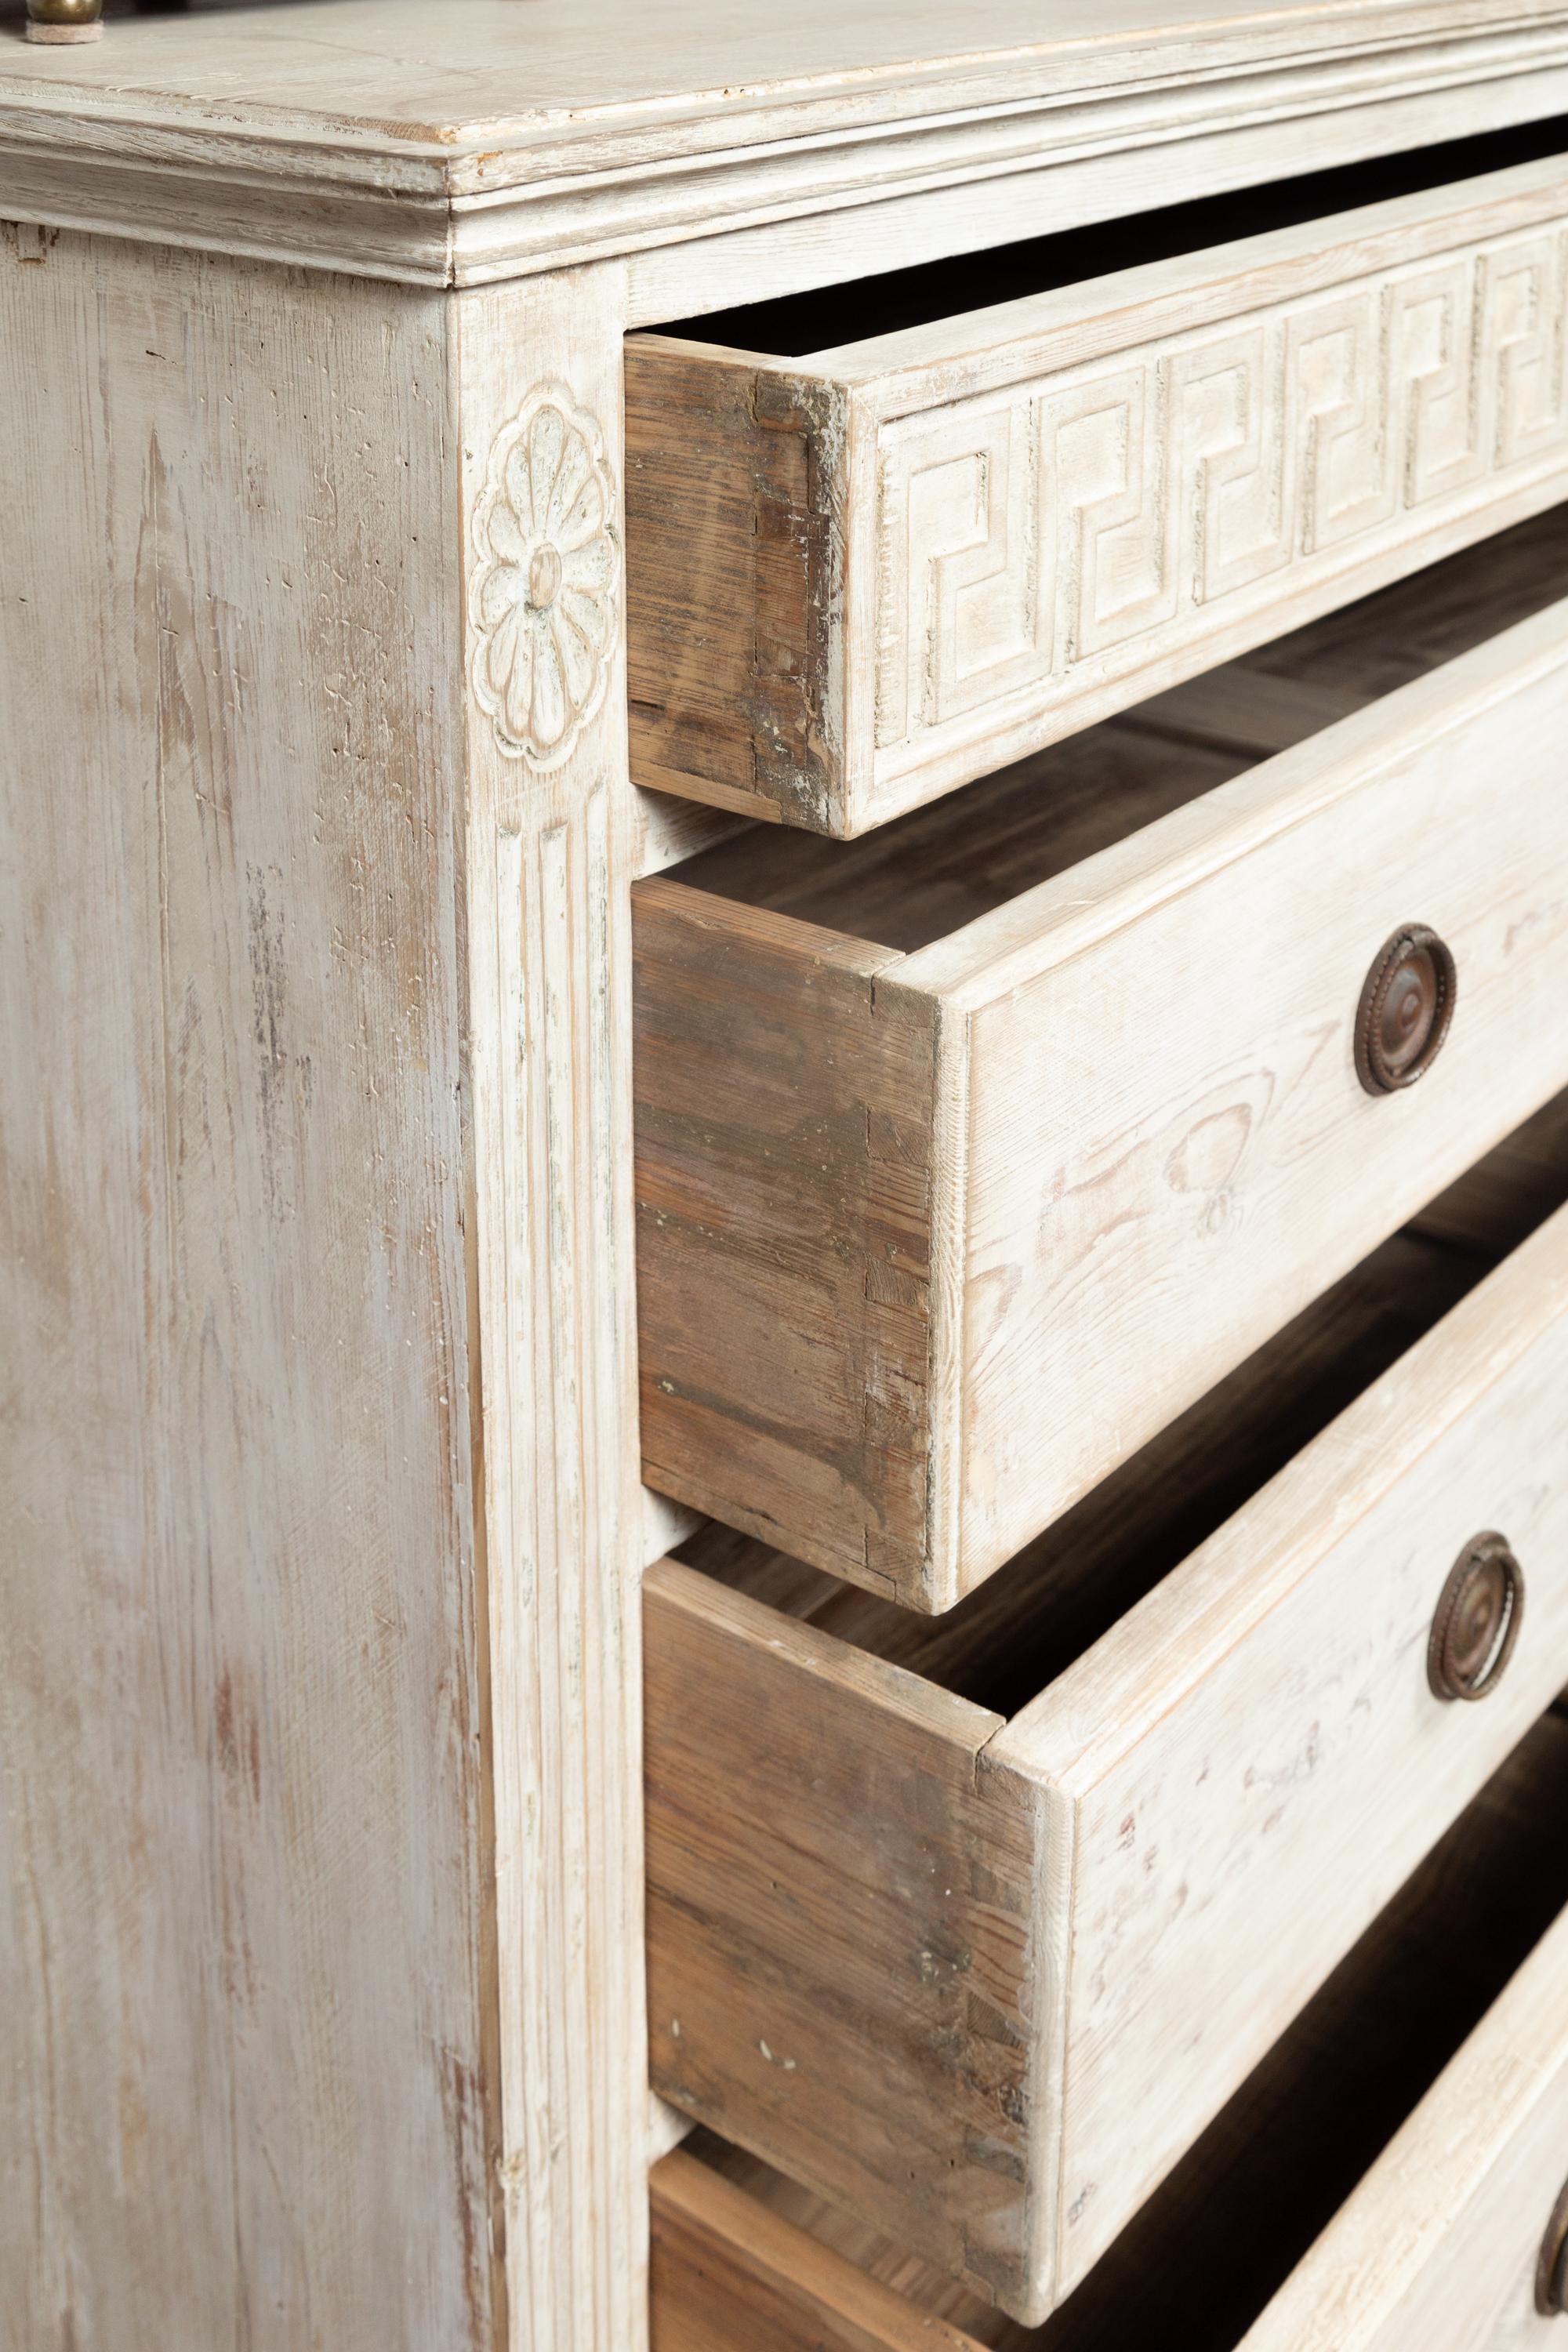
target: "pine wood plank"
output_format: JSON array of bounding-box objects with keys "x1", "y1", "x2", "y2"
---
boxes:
[
  {"x1": 643, "y1": 1561, "x2": 1058, "y2": 2315},
  {"x1": 627, "y1": 151, "x2": 1568, "y2": 835},
  {"x1": 1, "y1": 220, "x2": 657, "y2": 2352},
  {"x1": 0, "y1": 227, "x2": 496, "y2": 2352},
  {"x1": 638, "y1": 576, "x2": 1568, "y2": 1606},
  {"x1": 647, "y1": 1204, "x2": 1568, "y2": 2320},
  {"x1": 650, "y1": 2150, "x2": 989, "y2": 2352},
  {"x1": 635, "y1": 882, "x2": 940, "y2": 1595},
  {"x1": 651, "y1": 1712, "x2": 1568, "y2": 2352}
]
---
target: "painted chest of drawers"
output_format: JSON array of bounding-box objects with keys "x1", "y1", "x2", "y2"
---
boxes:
[{"x1": 5, "y1": 8, "x2": 1568, "y2": 2351}]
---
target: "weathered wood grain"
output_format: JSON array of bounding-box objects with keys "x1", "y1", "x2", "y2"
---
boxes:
[
  {"x1": 0, "y1": 227, "x2": 495, "y2": 2352},
  {"x1": 647, "y1": 1203, "x2": 1568, "y2": 2321},
  {"x1": 1, "y1": 225, "x2": 659, "y2": 2352},
  {"x1": 455, "y1": 262, "x2": 653, "y2": 2352},
  {"x1": 649, "y1": 2150, "x2": 989, "y2": 2352},
  {"x1": 635, "y1": 880, "x2": 941, "y2": 1595},
  {"x1": 628, "y1": 151, "x2": 1568, "y2": 836},
  {"x1": 644, "y1": 1563, "x2": 1059, "y2": 2314},
  {"x1": 651, "y1": 1712, "x2": 1568, "y2": 2352},
  {"x1": 639, "y1": 564, "x2": 1568, "y2": 1606}
]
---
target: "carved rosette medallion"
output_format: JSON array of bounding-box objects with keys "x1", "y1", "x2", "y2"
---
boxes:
[{"x1": 470, "y1": 385, "x2": 620, "y2": 768}]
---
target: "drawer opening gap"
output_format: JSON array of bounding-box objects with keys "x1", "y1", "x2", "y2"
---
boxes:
[
  {"x1": 641, "y1": 118, "x2": 1568, "y2": 356},
  {"x1": 679, "y1": 1083, "x2": 1568, "y2": 1719},
  {"x1": 659, "y1": 503, "x2": 1568, "y2": 959}
]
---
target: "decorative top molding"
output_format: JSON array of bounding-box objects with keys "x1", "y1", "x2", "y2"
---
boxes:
[{"x1": 3, "y1": 0, "x2": 1568, "y2": 293}]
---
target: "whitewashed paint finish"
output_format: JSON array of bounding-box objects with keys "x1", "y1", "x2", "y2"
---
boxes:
[
  {"x1": 873, "y1": 218, "x2": 1568, "y2": 797},
  {"x1": 628, "y1": 152, "x2": 1568, "y2": 833},
  {"x1": 4, "y1": 2, "x2": 1568, "y2": 296},
  {"x1": 0, "y1": 227, "x2": 497, "y2": 2352},
  {"x1": 0, "y1": 222, "x2": 653, "y2": 2352},
  {"x1": 7, "y1": 13, "x2": 1568, "y2": 2350},
  {"x1": 648, "y1": 1203, "x2": 1568, "y2": 2325},
  {"x1": 456, "y1": 263, "x2": 651, "y2": 2352},
  {"x1": 1240, "y1": 1904, "x2": 1568, "y2": 2351},
  {"x1": 916, "y1": 598, "x2": 1568, "y2": 1595},
  {"x1": 1000, "y1": 1204, "x2": 1568, "y2": 2295}
]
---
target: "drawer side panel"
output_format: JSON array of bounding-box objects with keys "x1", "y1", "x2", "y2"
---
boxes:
[
  {"x1": 626, "y1": 343, "x2": 848, "y2": 829},
  {"x1": 644, "y1": 1561, "x2": 1058, "y2": 2315},
  {"x1": 634, "y1": 878, "x2": 942, "y2": 1599}
]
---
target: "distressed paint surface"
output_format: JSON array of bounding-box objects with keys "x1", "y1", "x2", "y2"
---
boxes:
[
  {"x1": 0, "y1": 227, "x2": 496, "y2": 2352},
  {"x1": 627, "y1": 151, "x2": 1568, "y2": 834},
  {"x1": 456, "y1": 264, "x2": 652, "y2": 2352}
]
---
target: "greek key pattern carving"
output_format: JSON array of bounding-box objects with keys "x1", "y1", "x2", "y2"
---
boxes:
[{"x1": 874, "y1": 227, "x2": 1568, "y2": 775}]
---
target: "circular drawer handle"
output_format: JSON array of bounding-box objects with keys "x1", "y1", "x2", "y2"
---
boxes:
[
  {"x1": 1355, "y1": 924, "x2": 1457, "y2": 1094},
  {"x1": 1428, "y1": 1531, "x2": 1525, "y2": 1704},
  {"x1": 1537, "y1": 2174, "x2": 1568, "y2": 2316}
]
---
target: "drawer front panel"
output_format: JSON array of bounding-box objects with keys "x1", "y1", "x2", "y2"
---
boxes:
[
  {"x1": 942, "y1": 605, "x2": 1568, "y2": 1589},
  {"x1": 638, "y1": 600, "x2": 1568, "y2": 1608},
  {"x1": 628, "y1": 154, "x2": 1568, "y2": 835},
  {"x1": 1004, "y1": 1212, "x2": 1568, "y2": 2292},
  {"x1": 1241, "y1": 1905, "x2": 1568, "y2": 2351},
  {"x1": 647, "y1": 1207, "x2": 1568, "y2": 2325},
  {"x1": 870, "y1": 227, "x2": 1568, "y2": 813}
]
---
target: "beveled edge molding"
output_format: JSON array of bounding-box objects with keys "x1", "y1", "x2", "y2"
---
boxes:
[{"x1": 3, "y1": 15, "x2": 1568, "y2": 290}]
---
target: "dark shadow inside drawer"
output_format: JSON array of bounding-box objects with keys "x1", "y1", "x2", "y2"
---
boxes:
[
  {"x1": 677, "y1": 1700, "x2": 1568, "y2": 2350},
  {"x1": 666, "y1": 499, "x2": 1568, "y2": 956},
  {"x1": 679, "y1": 1086, "x2": 1568, "y2": 1715},
  {"x1": 655, "y1": 118, "x2": 1568, "y2": 354}
]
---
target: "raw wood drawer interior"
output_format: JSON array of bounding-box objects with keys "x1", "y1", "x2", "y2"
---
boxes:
[
  {"x1": 651, "y1": 1704, "x2": 1568, "y2": 2352},
  {"x1": 646, "y1": 1113, "x2": 1568, "y2": 2323},
  {"x1": 626, "y1": 120, "x2": 1568, "y2": 837},
  {"x1": 636, "y1": 505, "x2": 1568, "y2": 1610}
]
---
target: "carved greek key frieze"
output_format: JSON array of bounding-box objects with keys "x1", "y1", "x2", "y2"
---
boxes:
[{"x1": 874, "y1": 227, "x2": 1568, "y2": 773}]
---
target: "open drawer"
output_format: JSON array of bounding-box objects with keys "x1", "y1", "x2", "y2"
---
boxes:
[
  {"x1": 636, "y1": 512, "x2": 1568, "y2": 1608},
  {"x1": 650, "y1": 1707, "x2": 1568, "y2": 2349},
  {"x1": 626, "y1": 144, "x2": 1568, "y2": 837},
  {"x1": 646, "y1": 1179, "x2": 1568, "y2": 2324}
]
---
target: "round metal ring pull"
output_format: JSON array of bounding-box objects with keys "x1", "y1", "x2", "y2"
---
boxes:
[
  {"x1": 1428, "y1": 1531, "x2": 1525, "y2": 1704},
  {"x1": 1355, "y1": 924, "x2": 1457, "y2": 1094},
  {"x1": 1537, "y1": 2174, "x2": 1568, "y2": 2316}
]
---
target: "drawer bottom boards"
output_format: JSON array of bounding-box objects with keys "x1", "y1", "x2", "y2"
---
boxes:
[{"x1": 651, "y1": 1705, "x2": 1568, "y2": 2352}]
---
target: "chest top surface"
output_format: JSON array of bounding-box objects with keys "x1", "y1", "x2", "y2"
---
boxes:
[{"x1": 5, "y1": 0, "x2": 1568, "y2": 291}]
